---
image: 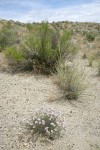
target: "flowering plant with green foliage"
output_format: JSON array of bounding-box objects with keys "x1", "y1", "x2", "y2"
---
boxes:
[{"x1": 27, "y1": 107, "x2": 66, "y2": 140}]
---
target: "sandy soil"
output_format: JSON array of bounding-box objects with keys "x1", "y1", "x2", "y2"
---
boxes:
[{"x1": 0, "y1": 53, "x2": 100, "y2": 150}]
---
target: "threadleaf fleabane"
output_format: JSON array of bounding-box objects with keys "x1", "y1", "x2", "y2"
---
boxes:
[{"x1": 26, "y1": 107, "x2": 66, "y2": 140}]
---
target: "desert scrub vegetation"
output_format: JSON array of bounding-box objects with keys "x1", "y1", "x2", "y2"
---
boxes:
[
  {"x1": 3, "y1": 21, "x2": 78, "y2": 74},
  {"x1": 4, "y1": 44, "x2": 36, "y2": 72},
  {"x1": 85, "y1": 31, "x2": 96, "y2": 42},
  {"x1": 57, "y1": 62, "x2": 86, "y2": 100},
  {"x1": 24, "y1": 22, "x2": 62, "y2": 74},
  {"x1": 23, "y1": 22, "x2": 78, "y2": 74},
  {"x1": 66, "y1": 41, "x2": 78, "y2": 60},
  {"x1": 87, "y1": 51, "x2": 97, "y2": 66},
  {"x1": 2, "y1": 22, "x2": 78, "y2": 75},
  {"x1": 4, "y1": 47, "x2": 26, "y2": 71},
  {"x1": 25, "y1": 108, "x2": 65, "y2": 140},
  {"x1": 5, "y1": 47, "x2": 25, "y2": 62},
  {"x1": 0, "y1": 26, "x2": 16, "y2": 50},
  {"x1": 26, "y1": 23, "x2": 33, "y2": 32}
]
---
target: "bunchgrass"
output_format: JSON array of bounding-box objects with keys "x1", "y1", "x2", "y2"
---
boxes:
[
  {"x1": 87, "y1": 51, "x2": 97, "y2": 67},
  {"x1": 57, "y1": 62, "x2": 86, "y2": 100},
  {"x1": 96, "y1": 59, "x2": 100, "y2": 76}
]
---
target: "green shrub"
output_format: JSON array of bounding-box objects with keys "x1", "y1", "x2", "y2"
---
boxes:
[
  {"x1": 0, "y1": 28, "x2": 16, "y2": 50},
  {"x1": 4, "y1": 22, "x2": 78, "y2": 74},
  {"x1": 57, "y1": 62, "x2": 85, "y2": 100},
  {"x1": 86, "y1": 32, "x2": 95, "y2": 42},
  {"x1": 24, "y1": 22, "x2": 72, "y2": 74},
  {"x1": 4, "y1": 47, "x2": 27, "y2": 72},
  {"x1": 5, "y1": 45, "x2": 37, "y2": 71},
  {"x1": 26, "y1": 23, "x2": 33, "y2": 32},
  {"x1": 26, "y1": 107, "x2": 65, "y2": 140},
  {"x1": 58, "y1": 30, "x2": 77, "y2": 58},
  {"x1": 6, "y1": 21, "x2": 12, "y2": 29},
  {"x1": 5, "y1": 47, "x2": 25, "y2": 62}
]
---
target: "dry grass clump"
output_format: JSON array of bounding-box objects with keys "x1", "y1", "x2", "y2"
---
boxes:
[
  {"x1": 87, "y1": 50, "x2": 100, "y2": 76},
  {"x1": 95, "y1": 51, "x2": 100, "y2": 76},
  {"x1": 25, "y1": 107, "x2": 65, "y2": 140},
  {"x1": 96, "y1": 60, "x2": 100, "y2": 76},
  {"x1": 87, "y1": 51, "x2": 97, "y2": 66},
  {"x1": 87, "y1": 49, "x2": 100, "y2": 66},
  {"x1": 57, "y1": 62, "x2": 86, "y2": 100}
]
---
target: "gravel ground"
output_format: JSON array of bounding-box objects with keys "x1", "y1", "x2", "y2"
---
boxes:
[{"x1": 0, "y1": 53, "x2": 100, "y2": 150}]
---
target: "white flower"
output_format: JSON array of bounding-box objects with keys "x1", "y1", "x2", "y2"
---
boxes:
[
  {"x1": 49, "y1": 116, "x2": 53, "y2": 120},
  {"x1": 56, "y1": 122, "x2": 59, "y2": 125},
  {"x1": 29, "y1": 123, "x2": 33, "y2": 126},
  {"x1": 37, "y1": 118, "x2": 41, "y2": 121},
  {"x1": 35, "y1": 121, "x2": 38, "y2": 124},
  {"x1": 39, "y1": 121, "x2": 41, "y2": 124},
  {"x1": 42, "y1": 120, "x2": 45, "y2": 125},
  {"x1": 51, "y1": 130, "x2": 53, "y2": 133},
  {"x1": 33, "y1": 117, "x2": 35, "y2": 120},
  {"x1": 33, "y1": 116, "x2": 37, "y2": 120},
  {"x1": 54, "y1": 128, "x2": 57, "y2": 131},
  {"x1": 41, "y1": 113, "x2": 44, "y2": 116},
  {"x1": 46, "y1": 130, "x2": 50, "y2": 135},
  {"x1": 50, "y1": 123, "x2": 56, "y2": 127},
  {"x1": 45, "y1": 127, "x2": 49, "y2": 131},
  {"x1": 49, "y1": 118, "x2": 51, "y2": 121}
]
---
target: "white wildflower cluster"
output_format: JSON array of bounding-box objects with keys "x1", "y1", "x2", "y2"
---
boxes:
[{"x1": 29, "y1": 107, "x2": 66, "y2": 139}]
